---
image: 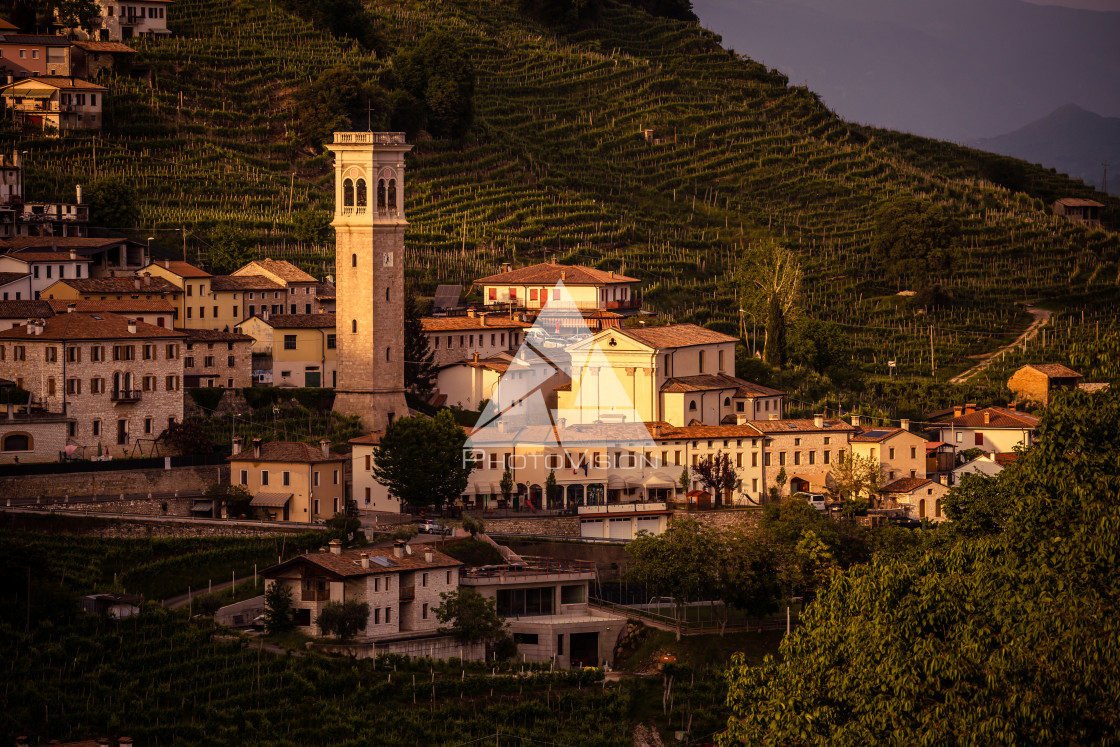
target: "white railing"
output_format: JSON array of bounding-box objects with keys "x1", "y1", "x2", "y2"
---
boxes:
[
  {"x1": 578, "y1": 502, "x2": 668, "y2": 515},
  {"x1": 333, "y1": 132, "x2": 407, "y2": 145},
  {"x1": 341, "y1": 207, "x2": 367, "y2": 216}
]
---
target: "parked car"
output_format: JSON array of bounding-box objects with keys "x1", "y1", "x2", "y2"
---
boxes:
[
  {"x1": 793, "y1": 492, "x2": 828, "y2": 512},
  {"x1": 419, "y1": 519, "x2": 452, "y2": 535}
]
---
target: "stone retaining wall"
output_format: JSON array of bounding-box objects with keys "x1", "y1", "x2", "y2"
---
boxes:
[
  {"x1": 483, "y1": 508, "x2": 761, "y2": 539},
  {"x1": 0, "y1": 464, "x2": 227, "y2": 500}
]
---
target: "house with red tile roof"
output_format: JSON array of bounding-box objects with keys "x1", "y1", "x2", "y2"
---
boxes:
[
  {"x1": 882, "y1": 477, "x2": 949, "y2": 523},
  {"x1": 1007, "y1": 363, "x2": 1083, "y2": 406},
  {"x1": 931, "y1": 404, "x2": 1039, "y2": 455},
  {"x1": 473, "y1": 261, "x2": 640, "y2": 313},
  {"x1": 228, "y1": 437, "x2": 348, "y2": 523}
]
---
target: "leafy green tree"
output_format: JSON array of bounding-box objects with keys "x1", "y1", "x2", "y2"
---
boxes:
[
  {"x1": 204, "y1": 483, "x2": 253, "y2": 519},
  {"x1": 263, "y1": 582, "x2": 295, "y2": 634},
  {"x1": 404, "y1": 285, "x2": 437, "y2": 399},
  {"x1": 295, "y1": 65, "x2": 389, "y2": 146},
  {"x1": 435, "y1": 587, "x2": 507, "y2": 650},
  {"x1": 371, "y1": 410, "x2": 474, "y2": 509},
  {"x1": 738, "y1": 238, "x2": 800, "y2": 367},
  {"x1": 84, "y1": 176, "x2": 139, "y2": 229},
  {"x1": 872, "y1": 194, "x2": 961, "y2": 288},
  {"x1": 206, "y1": 223, "x2": 254, "y2": 274},
  {"x1": 281, "y1": 0, "x2": 387, "y2": 55},
  {"x1": 391, "y1": 31, "x2": 474, "y2": 139},
  {"x1": 315, "y1": 600, "x2": 369, "y2": 641},
  {"x1": 625, "y1": 519, "x2": 719, "y2": 640},
  {"x1": 942, "y1": 472, "x2": 1007, "y2": 537},
  {"x1": 788, "y1": 318, "x2": 849, "y2": 376},
  {"x1": 829, "y1": 450, "x2": 884, "y2": 503},
  {"x1": 500, "y1": 467, "x2": 514, "y2": 504},
  {"x1": 53, "y1": 0, "x2": 100, "y2": 33},
  {"x1": 461, "y1": 514, "x2": 484, "y2": 537},
  {"x1": 691, "y1": 451, "x2": 737, "y2": 508},
  {"x1": 714, "y1": 528, "x2": 781, "y2": 634},
  {"x1": 545, "y1": 469, "x2": 560, "y2": 508},
  {"x1": 723, "y1": 389, "x2": 1120, "y2": 745},
  {"x1": 291, "y1": 209, "x2": 331, "y2": 244},
  {"x1": 678, "y1": 467, "x2": 690, "y2": 494}
]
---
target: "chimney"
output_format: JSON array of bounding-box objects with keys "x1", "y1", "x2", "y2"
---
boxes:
[
  {"x1": 33, "y1": 319, "x2": 43, "y2": 335},
  {"x1": 163, "y1": 259, "x2": 170, "y2": 269},
  {"x1": 119, "y1": 739, "x2": 133, "y2": 747},
  {"x1": 736, "y1": 413, "x2": 748, "y2": 425},
  {"x1": 69, "y1": 248, "x2": 77, "y2": 260},
  {"x1": 1007, "y1": 402, "x2": 1016, "y2": 411},
  {"x1": 360, "y1": 553, "x2": 370, "y2": 568},
  {"x1": 143, "y1": 274, "x2": 151, "y2": 287},
  {"x1": 851, "y1": 415, "x2": 861, "y2": 427},
  {"x1": 393, "y1": 540, "x2": 405, "y2": 559},
  {"x1": 983, "y1": 412, "x2": 991, "y2": 425},
  {"x1": 953, "y1": 406, "x2": 963, "y2": 417},
  {"x1": 813, "y1": 414, "x2": 824, "y2": 428},
  {"x1": 479, "y1": 313, "x2": 487, "y2": 327},
  {"x1": 252, "y1": 437, "x2": 262, "y2": 459},
  {"x1": 501, "y1": 262, "x2": 512, "y2": 273},
  {"x1": 67, "y1": 303, "x2": 77, "y2": 314},
  {"x1": 75, "y1": 184, "x2": 83, "y2": 203},
  {"x1": 473, "y1": 352, "x2": 479, "y2": 364},
  {"x1": 320, "y1": 439, "x2": 330, "y2": 459},
  {"x1": 127, "y1": 319, "x2": 137, "y2": 335},
  {"x1": 900, "y1": 419, "x2": 910, "y2": 431},
  {"x1": 424, "y1": 547, "x2": 434, "y2": 563},
  {"x1": 965, "y1": 403, "x2": 976, "y2": 414},
  {"x1": 133, "y1": 277, "x2": 141, "y2": 290},
  {"x1": 231, "y1": 436, "x2": 242, "y2": 456},
  {"x1": 328, "y1": 539, "x2": 342, "y2": 555},
  {"x1": 560, "y1": 270, "x2": 566, "y2": 281},
  {"x1": 467, "y1": 308, "x2": 476, "y2": 318},
  {"x1": 25, "y1": 319, "x2": 33, "y2": 335}
]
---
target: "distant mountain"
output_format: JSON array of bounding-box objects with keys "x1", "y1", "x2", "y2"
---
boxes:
[
  {"x1": 972, "y1": 105, "x2": 1120, "y2": 194},
  {"x1": 691, "y1": 0, "x2": 1120, "y2": 143}
]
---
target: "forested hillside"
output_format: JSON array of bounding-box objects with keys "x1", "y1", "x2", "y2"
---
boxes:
[{"x1": 10, "y1": 0, "x2": 1120, "y2": 378}]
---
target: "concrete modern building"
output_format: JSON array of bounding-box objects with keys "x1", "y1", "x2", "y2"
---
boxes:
[{"x1": 327, "y1": 132, "x2": 411, "y2": 432}]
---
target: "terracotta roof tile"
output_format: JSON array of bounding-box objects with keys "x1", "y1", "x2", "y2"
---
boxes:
[
  {"x1": 266, "y1": 545, "x2": 462, "y2": 579},
  {"x1": 748, "y1": 418, "x2": 856, "y2": 434},
  {"x1": 660, "y1": 373, "x2": 784, "y2": 397},
  {"x1": 70, "y1": 41, "x2": 137, "y2": 53},
  {"x1": 944, "y1": 407, "x2": 1040, "y2": 429},
  {"x1": 255, "y1": 313, "x2": 335, "y2": 329},
  {"x1": 236, "y1": 259, "x2": 317, "y2": 284},
  {"x1": 1, "y1": 251, "x2": 92, "y2": 263},
  {"x1": 210, "y1": 275, "x2": 285, "y2": 292},
  {"x1": 1, "y1": 237, "x2": 132, "y2": 251},
  {"x1": 0, "y1": 75, "x2": 107, "y2": 91},
  {"x1": 883, "y1": 477, "x2": 933, "y2": 493},
  {"x1": 473, "y1": 262, "x2": 639, "y2": 286},
  {"x1": 144, "y1": 260, "x2": 211, "y2": 278},
  {"x1": 56, "y1": 276, "x2": 181, "y2": 294},
  {"x1": 1054, "y1": 198, "x2": 1105, "y2": 207},
  {"x1": 1024, "y1": 363, "x2": 1082, "y2": 379},
  {"x1": 47, "y1": 299, "x2": 175, "y2": 314},
  {"x1": 228, "y1": 441, "x2": 346, "y2": 464},
  {"x1": 0, "y1": 272, "x2": 28, "y2": 285},
  {"x1": 315, "y1": 282, "x2": 336, "y2": 299},
  {"x1": 421, "y1": 315, "x2": 531, "y2": 332},
  {"x1": 348, "y1": 432, "x2": 384, "y2": 446},
  {"x1": 0, "y1": 312, "x2": 185, "y2": 340},
  {"x1": 993, "y1": 452, "x2": 1019, "y2": 466},
  {"x1": 183, "y1": 328, "x2": 254, "y2": 342},
  {"x1": 618, "y1": 323, "x2": 738, "y2": 350},
  {"x1": 0, "y1": 299, "x2": 52, "y2": 318},
  {"x1": 850, "y1": 427, "x2": 906, "y2": 443}
]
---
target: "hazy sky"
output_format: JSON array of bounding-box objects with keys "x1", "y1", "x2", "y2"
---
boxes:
[{"x1": 1027, "y1": 0, "x2": 1120, "y2": 9}]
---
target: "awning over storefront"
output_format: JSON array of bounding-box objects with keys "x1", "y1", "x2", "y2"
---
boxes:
[
  {"x1": 189, "y1": 501, "x2": 214, "y2": 514},
  {"x1": 250, "y1": 492, "x2": 292, "y2": 507},
  {"x1": 642, "y1": 473, "x2": 677, "y2": 489}
]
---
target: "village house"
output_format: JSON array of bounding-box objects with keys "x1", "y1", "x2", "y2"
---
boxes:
[
  {"x1": 0, "y1": 312, "x2": 185, "y2": 456},
  {"x1": 88, "y1": 0, "x2": 172, "y2": 41},
  {"x1": 68, "y1": 40, "x2": 135, "y2": 78},
  {"x1": 235, "y1": 313, "x2": 336, "y2": 387},
  {"x1": 1052, "y1": 198, "x2": 1103, "y2": 227},
  {"x1": 558, "y1": 324, "x2": 783, "y2": 427},
  {"x1": 0, "y1": 33, "x2": 72, "y2": 78},
  {"x1": 349, "y1": 432, "x2": 397, "y2": 513},
  {"x1": 182, "y1": 328, "x2": 253, "y2": 389},
  {"x1": 1007, "y1": 363, "x2": 1083, "y2": 407},
  {"x1": 0, "y1": 299, "x2": 52, "y2": 329},
  {"x1": 882, "y1": 477, "x2": 950, "y2": 523},
  {"x1": 848, "y1": 418, "x2": 928, "y2": 485},
  {"x1": 739, "y1": 416, "x2": 855, "y2": 498},
  {"x1": 0, "y1": 167, "x2": 91, "y2": 239},
  {"x1": 0, "y1": 271, "x2": 31, "y2": 300},
  {"x1": 140, "y1": 260, "x2": 215, "y2": 328},
  {"x1": 315, "y1": 279, "x2": 336, "y2": 314},
  {"x1": 0, "y1": 404, "x2": 74, "y2": 464},
  {"x1": 0, "y1": 75, "x2": 107, "y2": 132},
  {"x1": 261, "y1": 540, "x2": 461, "y2": 640},
  {"x1": 0, "y1": 248, "x2": 93, "y2": 298},
  {"x1": 953, "y1": 453, "x2": 1006, "y2": 483},
  {"x1": 436, "y1": 352, "x2": 513, "y2": 411},
  {"x1": 931, "y1": 404, "x2": 1040, "y2": 455},
  {"x1": 5, "y1": 236, "x2": 148, "y2": 276},
  {"x1": 231, "y1": 259, "x2": 321, "y2": 315},
  {"x1": 474, "y1": 262, "x2": 641, "y2": 314},
  {"x1": 423, "y1": 311, "x2": 530, "y2": 368},
  {"x1": 207, "y1": 274, "x2": 286, "y2": 330},
  {"x1": 229, "y1": 437, "x2": 348, "y2": 523}
]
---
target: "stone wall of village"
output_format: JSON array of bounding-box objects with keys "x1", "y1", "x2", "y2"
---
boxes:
[{"x1": 0, "y1": 463, "x2": 226, "y2": 499}]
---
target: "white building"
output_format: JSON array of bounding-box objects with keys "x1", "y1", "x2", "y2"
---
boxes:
[{"x1": 89, "y1": 0, "x2": 172, "y2": 41}]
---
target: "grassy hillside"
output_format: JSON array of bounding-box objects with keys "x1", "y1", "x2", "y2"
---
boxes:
[{"x1": 13, "y1": 0, "x2": 1120, "y2": 379}]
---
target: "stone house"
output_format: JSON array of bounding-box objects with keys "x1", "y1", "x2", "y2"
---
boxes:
[
  {"x1": 235, "y1": 313, "x2": 336, "y2": 387},
  {"x1": 0, "y1": 76, "x2": 107, "y2": 132},
  {"x1": 474, "y1": 262, "x2": 641, "y2": 313},
  {"x1": 88, "y1": 0, "x2": 172, "y2": 41},
  {"x1": 882, "y1": 477, "x2": 950, "y2": 523},
  {"x1": 1007, "y1": 363, "x2": 1083, "y2": 407},
  {"x1": 43, "y1": 273, "x2": 182, "y2": 304},
  {"x1": 261, "y1": 540, "x2": 460, "y2": 638},
  {"x1": 208, "y1": 274, "x2": 285, "y2": 331},
  {"x1": 931, "y1": 405, "x2": 1039, "y2": 455},
  {"x1": 1052, "y1": 198, "x2": 1103, "y2": 227},
  {"x1": 182, "y1": 328, "x2": 253, "y2": 389},
  {"x1": 231, "y1": 259, "x2": 321, "y2": 315},
  {"x1": 0, "y1": 407, "x2": 73, "y2": 464},
  {"x1": 848, "y1": 419, "x2": 928, "y2": 485},
  {"x1": 0, "y1": 312, "x2": 185, "y2": 456},
  {"x1": 68, "y1": 40, "x2": 135, "y2": 78},
  {"x1": 738, "y1": 417, "x2": 855, "y2": 498},
  {"x1": 229, "y1": 438, "x2": 348, "y2": 523},
  {"x1": 422, "y1": 311, "x2": 530, "y2": 369}
]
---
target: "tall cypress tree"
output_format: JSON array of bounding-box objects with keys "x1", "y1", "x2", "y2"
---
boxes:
[
  {"x1": 763, "y1": 293, "x2": 786, "y2": 367},
  {"x1": 404, "y1": 284, "x2": 437, "y2": 399}
]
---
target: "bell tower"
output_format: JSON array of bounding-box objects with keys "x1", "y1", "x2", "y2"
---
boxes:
[{"x1": 327, "y1": 131, "x2": 412, "y2": 432}]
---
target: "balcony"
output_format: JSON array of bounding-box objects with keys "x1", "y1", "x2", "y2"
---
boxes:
[
  {"x1": 603, "y1": 297, "x2": 641, "y2": 311},
  {"x1": 399, "y1": 585, "x2": 415, "y2": 601},
  {"x1": 333, "y1": 132, "x2": 407, "y2": 145},
  {"x1": 301, "y1": 589, "x2": 330, "y2": 602},
  {"x1": 111, "y1": 389, "x2": 142, "y2": 404}
]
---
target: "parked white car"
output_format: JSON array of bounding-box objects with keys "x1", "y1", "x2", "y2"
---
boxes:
[
  {"x1": 793, "y1": 492, "x2": 828, "y2": 512},
  {"x1": 418, "y1": 519, "x2": 452, "y2": 535}
]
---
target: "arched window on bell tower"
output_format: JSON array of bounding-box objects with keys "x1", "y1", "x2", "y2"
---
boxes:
[
  {"x1": 343, "y1": 179, "x2": 354, "y2": 207},
  {"x1": 377, "y1": 179, "x2": 386, "y2": 213},
  {"x1": 388, "y1": 179, "x2": 397, "y2": 215},
  {"x1": 356, "y1": 179, "x2": 367, "y2": 208}
]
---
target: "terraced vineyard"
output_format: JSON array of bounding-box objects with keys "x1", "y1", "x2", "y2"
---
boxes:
[{"x1": 13, "y1": 0, "x2": 1120, "y2": 376}]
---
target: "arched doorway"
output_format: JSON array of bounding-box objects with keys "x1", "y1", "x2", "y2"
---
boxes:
[
  {"x1": 516, "y1": 483, "x2": 528, "y2": 509},
  {"x1": 529, "y1": 484, "x2": 543, "y2": 510}
]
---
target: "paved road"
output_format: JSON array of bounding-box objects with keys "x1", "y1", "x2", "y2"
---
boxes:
[{"x1": 949, "y1": 306, "x2": 1053, "y2": 384}]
